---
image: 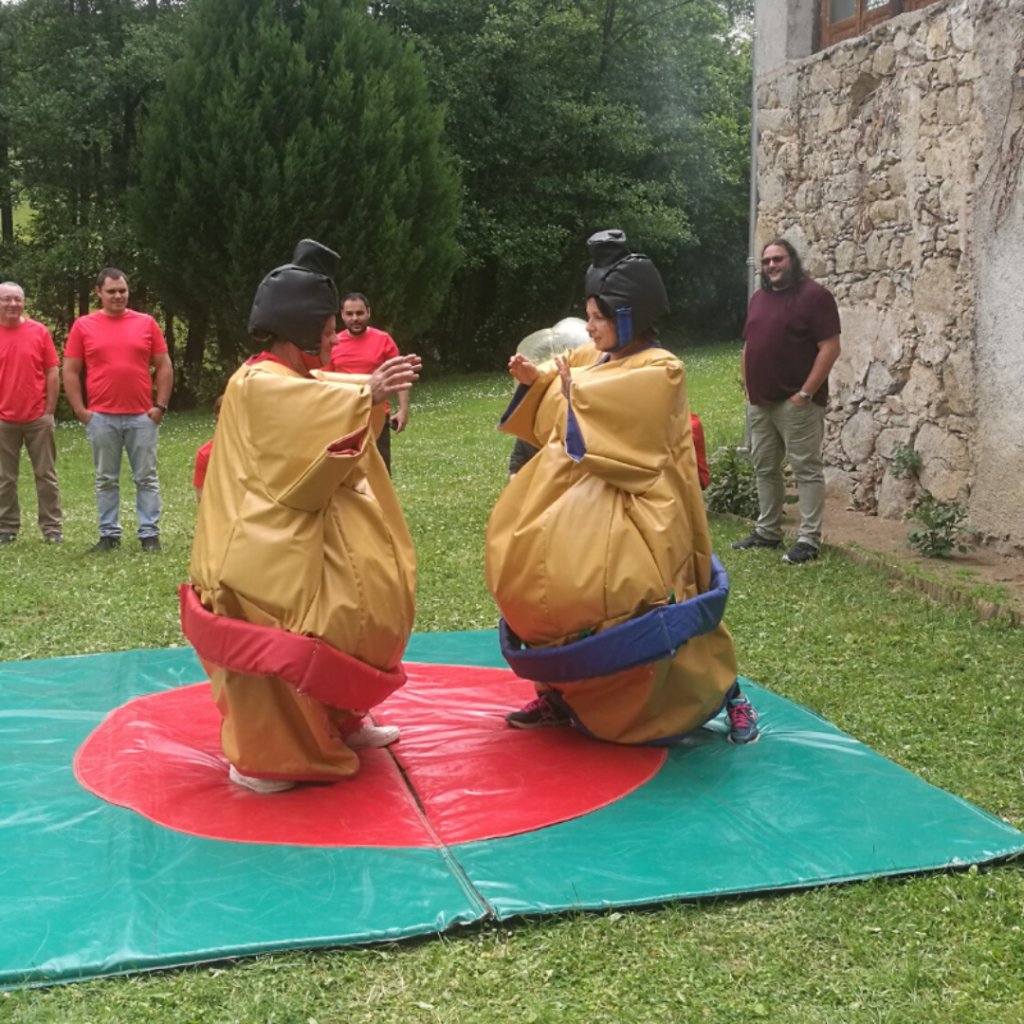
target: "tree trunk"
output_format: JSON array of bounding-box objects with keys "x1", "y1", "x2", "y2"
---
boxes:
[{"x1": 172, "y1": 311, "x2": 208, "y2": 409}]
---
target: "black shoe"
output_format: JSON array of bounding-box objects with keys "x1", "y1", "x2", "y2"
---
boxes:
[
  {"x1": 140, "y1": 537, "x2": 162, "y2": 553},
  {"x1": 43, "y1": 533, "x2": 63, "y2": 544},
  {"x1": 782, "y1": 541, "x2": 819, "y2": 565},
  {"x1": 505, "y1": 694, "x2": 572, "y2": 729},
  {"x1": 89, "y1": 537, "x2": 121, "y2": 553},
  {"x1": 0, "y1": 532, "x2": 16, "y2": 545},
  {"x1": 731, "y1": 531, "x2": 781, "y2": 551}
]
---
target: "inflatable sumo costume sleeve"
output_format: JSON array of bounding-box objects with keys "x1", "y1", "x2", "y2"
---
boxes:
[
  {"x1": 184, "y1": 240, "x2": 416, "y2": 781},
  {"x1": 486, "y1": 229, "x2": 739, "y2": 745}
]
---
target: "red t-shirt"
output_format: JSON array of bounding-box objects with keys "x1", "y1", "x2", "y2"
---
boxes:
[
  {"x1": 330, "y1": 327, "x2": 399, "y2": 414},
  {"x1": 741, "y1": 279, "x2": 841, "y2": 407},
  {"x1": 329, "y1": 326, "x2": 399, "y2": 375},
  {"x1": 193, "y1": 439, "x2": 214, "y2": 489},
  {"x1": 0, "y1": 318, "x2": 59, "y2": 423},
  {"x1": 690, "y1": 413, "x2": 709, "y2": 490},
  {"x1": 65, "y1": 309, "x2": 168, "y2": 415}
]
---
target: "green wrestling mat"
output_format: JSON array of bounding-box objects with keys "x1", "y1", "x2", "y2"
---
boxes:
[{"x1": 1, "y1": 631, "x2": 1021, "y2": 988}]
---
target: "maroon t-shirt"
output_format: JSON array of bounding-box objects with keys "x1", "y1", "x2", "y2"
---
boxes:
[{"x1": 742, "y1": 279, "x2": 841, "y2": 407}]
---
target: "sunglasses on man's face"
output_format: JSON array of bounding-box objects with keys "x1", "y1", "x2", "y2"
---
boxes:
[{"x1": 761, "y1": 255, "x2": 787, "y2": 267}]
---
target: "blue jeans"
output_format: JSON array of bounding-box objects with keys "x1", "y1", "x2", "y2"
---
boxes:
[{"x1": 85, "y1": 412, "x2": 161, "y2": 539}]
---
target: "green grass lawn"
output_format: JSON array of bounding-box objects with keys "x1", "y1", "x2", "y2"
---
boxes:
[{"x1": 2, "y1": 344, "x2": 1023, "y2": 1023}]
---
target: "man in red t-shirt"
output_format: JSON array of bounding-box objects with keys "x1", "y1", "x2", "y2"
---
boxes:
[
  {"x1": 734, "y1": 239, "x2": 841, "y2": 565},
  {"x1": 63, "y1": 268, "x2": 174, "y2": 553},
  {"x1": 328, "y1": 293, "x2": 409, "y2": 474},
  {"x1": 0, "y1": 282, "x2": 63, "y2": 544}
]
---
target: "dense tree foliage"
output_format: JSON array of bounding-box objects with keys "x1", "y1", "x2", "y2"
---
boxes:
[
  {"x1": 0, "y1": 0, "x2": 183, "y2": 336},
  {"x1": 377, "y1": 0, "x2": 752, "y2": 367},
  {"x1": 135, "y1": 0, "x2": 461, "y2": 395},
  {"x1": 0, "y1": 0, "x2": 752, "y2": 387}
]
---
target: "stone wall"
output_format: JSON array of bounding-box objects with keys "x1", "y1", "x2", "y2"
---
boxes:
[{"x1": 754, "y1": 0, "x2": 1024, "y2": 548}]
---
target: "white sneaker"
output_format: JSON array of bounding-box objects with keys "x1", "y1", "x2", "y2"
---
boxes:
[
  {"x1": 229, "y1": 764, "x2": 296, "y2": 794},
  {"x1": 346, "y1": 724, "x2": 400, "y2": 749}
]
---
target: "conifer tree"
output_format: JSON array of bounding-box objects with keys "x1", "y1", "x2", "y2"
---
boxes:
[{"x1": 135, "y1": 0, "x2": 461, "y2": 377}]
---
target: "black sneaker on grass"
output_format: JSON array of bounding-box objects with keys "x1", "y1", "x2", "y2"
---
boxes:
[
  {"x1": 0, "y1": 532, "x2": 16, "y2": 545},
  {"x1": 89, "y1": 536, "x2": 120, "y2": 553},
  {"x1": 140, "y1": 537, "x2": 162, "y2": 553},
  {"x1": 782, "y1": 541, "x2": 819, "y2": 565},
  {"x1": 505, "y1": 694, "x2": 572, "y2": 729},
  {"x1": 731, "y1": 531, "x2": 781, "y2": 550}
]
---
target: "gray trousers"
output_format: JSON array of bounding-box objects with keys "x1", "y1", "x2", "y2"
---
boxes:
[
  {"x1": 747, "y1": 399, "x2": 826, "y2": 549},
  {"x1": 0, "y1": 414, "x2": 62, "y2": 536}
]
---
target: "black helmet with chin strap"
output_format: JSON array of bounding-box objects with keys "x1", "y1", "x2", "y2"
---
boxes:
[
  {"x1": 584, "y1": 229, "x2": 669, "y2": 350},
  {"x1": 248, "y1": 239, "x2": 340, "y2": 355}
]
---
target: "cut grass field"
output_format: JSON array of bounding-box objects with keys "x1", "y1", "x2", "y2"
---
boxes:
[{"x1": 2, "y1": 340, "x2": 1023, "y2": 1023}]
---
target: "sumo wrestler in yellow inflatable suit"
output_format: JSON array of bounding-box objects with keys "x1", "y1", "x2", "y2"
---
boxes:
[
  {"x1": 180, "y1": 240, "x2": 420, "y2": 793},
  {"x1": 486, "y1": 229, "x2": 760, "y2": 745}
]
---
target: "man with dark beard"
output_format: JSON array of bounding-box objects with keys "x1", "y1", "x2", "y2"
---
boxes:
[
  {"x1": 733, "y1": 239, "x2": 841, "y2": 565},
  {"x1": 328, "y1": 293, "x2": 409, "y2": 475}
]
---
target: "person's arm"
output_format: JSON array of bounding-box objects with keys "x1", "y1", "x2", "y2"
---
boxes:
[
  {"x1": 790, "y1": 336, "x2": 841, "y2": 404},
  {"x1": 44, "y1": 366, "x2": 59, "y2": 416},
  {"x1": 391, "y1": 388, "x2": 410, "y2": 433},
  {"x1": 149, "y1": 352, "x2": 174, "y2": 422},
  {"x1": 62, "y1": 357, "x2": 91, "y2": 424},
  {"x1": 741, "y1": 344, "x2": 748, "y2": 400}
]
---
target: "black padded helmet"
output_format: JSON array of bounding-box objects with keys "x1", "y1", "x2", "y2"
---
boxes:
[
  {"x1": 248, "y1": 239, "x2": 340, "y2": 355},
  {"x1": 584, "y1": 229, "x2": 668, "y2": 348}
]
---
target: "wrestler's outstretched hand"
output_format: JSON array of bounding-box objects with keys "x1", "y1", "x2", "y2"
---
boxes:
[
  {"x1": 509, "y1": 353, "x2": 538, "y2": 386},
  {"x1": 555, "y1": 353, "x2": 572, "y2": 398},
  {"x1": 369, "y1": 354, "x2": 421, "y2": 406}
]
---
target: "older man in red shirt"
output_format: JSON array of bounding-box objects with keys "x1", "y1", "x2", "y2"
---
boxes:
[
  {"x1": 328, "y1": 292, "x2": 409, "y2": 475},
  {"x1": 63, "y1": 268, "x2": 173, "y2": 552},
  {"x1": 0, "y1": 282, "x2": 62, "y2": 544}
]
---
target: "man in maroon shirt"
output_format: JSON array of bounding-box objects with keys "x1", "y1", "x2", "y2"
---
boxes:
[
  {"x1": 0, "y1": 282, "x2": 62, "y2": 544},
  {"x1": 733, "y1": 240, "x2": 841, "y2": 564},
  {"x1": 328, "y1": 293, "x2": 409, "y2": 475}
]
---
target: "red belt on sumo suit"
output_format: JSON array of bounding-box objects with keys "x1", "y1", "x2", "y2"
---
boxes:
[{"x1": 178, "y1": 584, "x2": 406, "y2": 709}]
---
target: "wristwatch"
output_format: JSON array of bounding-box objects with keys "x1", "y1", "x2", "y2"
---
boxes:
[
  {"x1": 798, "y1": 390, "x2": 813, "y2": 402},
  {"x1": 155, "y1": 403, "x2": 168, "y2": 412}
]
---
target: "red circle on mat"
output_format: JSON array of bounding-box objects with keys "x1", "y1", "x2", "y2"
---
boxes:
[{"x1": 74, "y1": 663, "x2": 666, "y2": 848}]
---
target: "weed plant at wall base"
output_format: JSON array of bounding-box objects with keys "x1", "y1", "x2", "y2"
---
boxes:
[
  {"x1": 704, "y1": 446, "x2": 760, "y2": 519},
  {"x1": 890, "y1": 440, "x2": 923, "y2": 480},
  {"x1": 904, "y1": 491, "x2": 978, "y2": 559}
]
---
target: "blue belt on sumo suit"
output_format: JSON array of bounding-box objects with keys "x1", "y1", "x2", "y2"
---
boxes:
[{"x1": 499, "y1": 555, "x2": 731, "y2": 684}]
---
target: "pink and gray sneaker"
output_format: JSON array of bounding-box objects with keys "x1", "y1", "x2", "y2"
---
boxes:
[{"x1": 727, "y1": 695, "x2": 760, "y2": 744}]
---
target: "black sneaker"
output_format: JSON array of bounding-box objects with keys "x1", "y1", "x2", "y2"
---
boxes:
[
  {"x1": 89, "y1": 537, "x2": 121, "y2": 553},
  {"x1": 0, "y1": 532, "x2": 16, "y2": 545},
  {"x1": 782, "y1": 541, "x2": 819, "y2": 565},
  {"x1": 505, "y1": 694, "x2": 572, "y2": 729},
  {"x1": 731, "y1": 531, "x2": 781, "y2": 550},
  {"x1": 140, "y1": 537, "x2": 162, "y2": 553}
]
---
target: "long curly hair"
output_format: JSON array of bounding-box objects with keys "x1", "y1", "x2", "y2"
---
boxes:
[{"x1": 759, "y1": 238, "x2": 804, "y2": 291}]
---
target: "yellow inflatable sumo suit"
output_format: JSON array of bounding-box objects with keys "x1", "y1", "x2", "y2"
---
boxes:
[
  {"x1": 486, "y1": 230, "x2": 749, "y2": 745},
  {"x1": 183, "y1": 241, "x2": 416, "y2": 786}
]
